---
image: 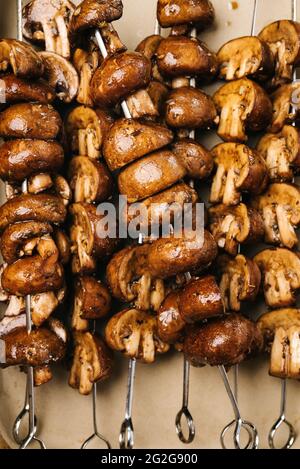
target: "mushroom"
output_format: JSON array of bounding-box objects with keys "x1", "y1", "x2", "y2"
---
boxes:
[
  {"x1": 209, "y1": 203, "x2": 264, "y2": 256},
  {"x1": 125, "y1": 88, "x2": 159, "y2": 120},
  {"x1": 99, "y1": 23, "x2": 127, "y2": 56},
  {"x1": 0, "y1": 74, "x2": 55, "y2": 104},
  {"x1": 0, "y1": 194, "x2": 67, "y2": 233},
  {"x1": 157, "y1": 291, "x2": 186, "y2": 344},
  {"x1": 135, "y1": 34, "x2": 164, "y2": 82},
  {"x1": 156, "y1": 36, "x2": 218, "y2": 82},
  {"x1": 0, "y1": 326, "x2": 66, "y2": 367},
  {"x1": 213, "y1": 78, "x2": 272, "y2": 142},
  {"x1": 103, "y1": 118, "x2": 173, "y2": 171},
  {"x1": 90, "y1": 51, "x2": 151, "y2": 108},
  {"x1": 73, "y1": 44, "x2": 102, "y2": 106},
  {"x1": 0, "y1": 139, "x2": 64, "y2": 183},
  {"x1": 252, "y1": 183, "x2": 300, "y2": 249},
  {"x1": 74, "y1": 276, "x2": 111, "y2": 321},
  {"x1": 210, "y1": 142, "x2": 268, "y2": 206},
  {"x1": 157, "y1": 0, "x2": 215, "y2": 29},
  {"x1": 254, "y1": 248, "x2": 300, "y2": 308},
  {"x1": 54, "y1": 230, "x2": 70, "y2": 265},
  {"x1": 217, "y1": 36, "x2": 274, "y2": 82},
  {"x1": 69, "y1": 0, "x2": 123, "y2": 36},
  {"x1": 0, "y1": 103, "x2": 62, "y2": 140},
  {"x1": 0, "y1": 39, "x2": 44, "y2": 78},
  {"x1": 184, "y1": 314, "x2": 263, "y2": 367},
  {"x1": 146, "y1": 80, "x2": 169, "y2": 116},
  {"x1": 34, "y1": 366, "x2": 53, "y2": 387},
  {"x1": 165, "y1": 86, "x2": 218, "y2": 129},
  {"x1": 269, "y1": 82, "x2": 300, "y2": 133},
  {"x1": 65, "y1": 105, "x2": 113, "y2": 159},
  {"x1": 39, "y1": 51, "x2": 79, "y2": 103},
  {"x1": 27, "y1": 173, "x2": 54, "y2": 195},
  {"x1": 69, "y1": 331, "x2": 113, "y2": 395},
  {"x1": 0, "y1": 314, "x2": 27, "y2": 337},
  {"x1": 22, "y1": 0, "x2": 75, "y2": 59},
  {"x1": 105, "y1": 308, "x2": 169, "y2": 364},
  {"x1": 53, "y1": 175, "x2": 72, "y2": 206},
  {"x1": 256, "y1": 125, "x2": 300, "y2": 181},
  {"x1": 259, "y1": 20, "x2": 300, "y2": 88},
  {"x1": 219, "y1": 254, "x2": 261, "y2": 312},
  {"x1": 257, "y1": 309, "x2": 300, "y2": 379},
  {"x1": 172, "y1": 139, "x2": 213, "y2": 180},
  {"x1": 69, "y1": 202, "x2": 119, "y2": 274}
]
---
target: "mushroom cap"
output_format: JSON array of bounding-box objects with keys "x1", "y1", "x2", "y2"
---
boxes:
[
  {"x1": 69, "y1": 0, "x2": 123, "y2": 35},
  {"x1": 0, "y1": 39, "x2": 44, "y2": 78},
  {"x1": 157, "y1": 0, "x2": 215, "y2": 28}
]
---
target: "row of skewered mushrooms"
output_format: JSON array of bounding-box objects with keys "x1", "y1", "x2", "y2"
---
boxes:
[{"x1": 0, "y1": 0, "x2": 300, "y2": 442}]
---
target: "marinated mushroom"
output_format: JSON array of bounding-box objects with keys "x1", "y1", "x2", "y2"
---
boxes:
[
  {"x1": 217, "y1": 36, "x2": 274, "y2": 82},
  {"x1": 0, "y1": 103, "x2": 62, "y2": 140},
  {"x1": 184, "y1": 314, "x2": 262, "y2": 367},
  {"x1": 210, "y1": 143, "x2": 268, "y2": 206},
  {"x1": 125, "y1": 88, "x2": 159, "y2": 120},
  {"x1": 157, "y1": 0, "x2": 215, "y2": 29},
  {"x1": 54, "y1": 230, "x2": 70, "y2": 265},
  {"x1": 0, "y1": 74, "x2": 55, "y2": 104},
  {"x1": 135, "y1": 34, "x2": 163, "y2": 82},
  {"x1": 165, "y1": 86, "x2": 218, "y2": 129},
  {"x1": 254, "y1": 248, "x2": 300, "y2": 308},
  {"x1": 69, "y1": 156, "x2": 113, "y2": 203},
  {"x1": 269, "y1": 82, "x2": 300, "y2": 133},
  {"x1": 22, "y1": 0, "x2": 75, "y2": 59},
  {"x1": 213, "y1": 78, "x2": 272, "y2": 142},
  {"x1": 157, "y1": 291, "x2": 186, "y2": 344},
  {"x1": 74, "y1": 276, "x2": 111, "y2": 321},
  {"x1": 39, "y1": 51, "x2": 79, "y2": 103},
  {"x1": 0, "y1": 38, "x2": 44, "y2": 78},
  {"x1": 172, "y1": 139, "x2": 213, "y2": 180},
  {"x1": 258, "y1": 20, "x2": 300, "y2": 88},
  {"x1": 65, "y1": 105, "x2": 113, "y2": 159},
  {"x1": 219, "y1": 254, "x2": 261, "y2": 312},
  {"x1": 90, "y1": 51, "x2": 151, "y2": 108},
  {"x1": 256, "y1": 125, "x2": 300, "y2": 181},
  {"x1": 73, "y1": 44, "x2": 101, "y2": 106},
  {"x1": 69, "y1": 331, "x2": 113, "y2": 395},
  {"x1": 69, "y1": 0, "x2": 123, "y2": 35},
  {"x1": 209, "y1": 203, "x2": 264, "y2": 256},
  {"x1": 0, "y1": 139, "x2": 64, "y2": 183},
  {"x1": 103, "y1": 118, "x2": 173, "y2": 171},
  {"x1": 105, "y1": 308, "x2": 169, "y2": 363}
]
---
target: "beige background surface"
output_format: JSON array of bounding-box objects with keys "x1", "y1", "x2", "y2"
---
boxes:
[{"x1": 1, "y1": 0, "x2": 300, "y2": 450}]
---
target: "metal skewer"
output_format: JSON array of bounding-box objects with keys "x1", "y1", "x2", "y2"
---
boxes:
[{"x1": 268, "y1": 0, "x2": 298, "y2": 449}]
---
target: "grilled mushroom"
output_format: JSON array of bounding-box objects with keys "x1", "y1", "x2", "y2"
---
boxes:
[
  {"x1": 209, "y1": 203, "x2": 264, "y2": 256},
  {"x1": 256, "y1": 125, "x2": 300, "y2": 181},
  {"x1": 157, "y1": 0, "x2": 215, "y2": 29},
  {"x1": 210, "y1": 143, "x2": 268, "y2": 206},
  {"x1": 39, "y1": 51, "x2": 79, "y2": 103},
  {"x1": 22, "y1": 0, "x2": 75, "y2": 59},
  {"x1": 105, "y1": 308, "x2": 169, "y2": 363},
  {"x1": 74, "y1": 276, "x2": 111, "y2": 321},
  {"x1": 219, "y1": 254, "x2": 261, "y2": 312},
  {"x1": 269, "y1": 82, "x2": 300, "y2": 133},
  {"x1": 65, "y1": 105, "x2": 113, "y2": 159},
  {"x1": 213, "y1": 78, "x2": 272, "y2": 142},
  {"x1": 73, "y1": 44, "x2": 101, "y2": 106},
  {"x1": 254, "y1": 248, "x2": 300, "y2": 308},
  {"x1": 0, "y1": 103, "x2": 62, "y2": 140},
  {"x1": 0, "y1": 39, "x2": 44, "y2": 78},
  {"x1": 69, "y1": 331, "x2": 113, "y2": 395},
  {"x1": 252, "y1": 183, "x2": 300, "y2": 249},
  {"x1": 217, "y1": 36, "x2": 274, "y2": 82},
  {"x1": 259, "y1": 20, "x2": 300, "y2": 88},
  {"x1": 69, "y1": 156, "x2": 113, "y2": 203},
  {"x1": 0, "y1": 74, "x2": 55, "y2": 104},
  {"x1": 157, "y1": 291, "x2": 186, "y2": 344},
  {"x1": 69, "y1": 0, "x2": 123, "y2": 35},
  {"x1": 135, "y1": 34, "x2": 163, "y2": 82}
]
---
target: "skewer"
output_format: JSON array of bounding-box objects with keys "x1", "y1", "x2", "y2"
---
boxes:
[
  {"x1": 268, "y1": 0, "x2": 298, "y2": 449},
  {"x1": 11, "y1": 0, "x2": 45, "y2": 449},
  {"x1": 81, "y1": 321, "x2": 111, "y2": 449}
]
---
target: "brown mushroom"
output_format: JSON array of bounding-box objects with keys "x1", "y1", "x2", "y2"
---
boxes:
[
  {"x1": 73, "y1": 45, "x2": 102, "y2": 106},
  {"x1": 69, "y1": 0, "x2": 123, "y2": 35},
  {"x1": 165, "y1": 86, "x2": 218, "y2": 129},
  {"x1": 256, "y1": 125, "x2": 300, "y2": 181},
  {"x1": 125, "y1": 88, "x2": 159, "y2": 120},
  {"x1": 157, "y1": 291, "x2": 186, "y2": 344},
  {"x1": 65, "y1": 105, "x2": 113, "y2": 159},
  {"x1": 103, "y1": 118, "x2": 173, "y2": 171},
  {"x1": 254, "y1": 248, "x2": 300, "y2": 308},
  {"x1": 99, "y1": 23, "x2": 127, "y2": 56},
  {"x1": 184, "y1": 313, "x2": 262, "y2": 367},
  {"x1": 259, "y1": 20, "x2": 300, "y2": 88},
  {"x1": 54, "y1": 229, "x2": 70, "y2": 265},
  {"x1": 269, "y1": 82, "x2": 300, "y2": 133},
  {"x1": 105, "y1": 308, "x2": 169, "y2": 363},
  {"x1": 209, "y1": 203, "x2": 264, "y2": 256},
  {"x1": 213, "y1": 78, "x2": 272, "y2": 142},
  {"x1": 217, "y1": 36, "x2": 274, "y2": 82},
  {"x1": 157, "y1": 0, "x2": 215, "y2": 29},
  {"x1": 210, "y1": 142, "x2": 268, "y2": 206},
  {"x1": 135, "y1": 34, "x2": 164, "y2": 82},
  {"x1": 252, "y1": 183, "x2": 300, "y2": 249},
  {"x1": 34, "y1": 366, "x2": 53, "y2": 386},
  {"x1": 0, "y1": 103, "x2": 62, "y2": 140},
  {"x1": 219, "y1": 254, "x2": 261, "y2": 312},
  {"x1": 172, "y1": 139, "x2": 213, "y2": 180},
  {"x1": 39, "y1": 51, "x2": 79, "y2": 103},
  {"x1": 74, "y1": 276, "x2": 111, "y2": 321},
  {"x1": 0, "y1": 39, "x2": 44, "y2": 78},
  {"x1": 0, "y1": 139, "x2": 64, "y2": 183},
  {"x1": 146, "y1": 80, "x2": 169, "y2": 116},
  {"x1": 0, "y1": 74, "x2": 55, "y2": 104},
  {"x1": 22, "y1": 0, "x2": 75, "y2": 59},
  {"x1": 69, "y1": 331, "x2": 113, "y2": 395},
  {"x1": 90, "y1": 51, "x2": 151, "y2": 108},
  {"x1": 69, "y1": 156, "x2": 113, "y2": 204}
]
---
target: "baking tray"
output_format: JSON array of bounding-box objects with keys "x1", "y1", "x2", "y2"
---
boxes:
[{"x1": 1, "y1": 0, "x2": 300, "y2": 450}]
